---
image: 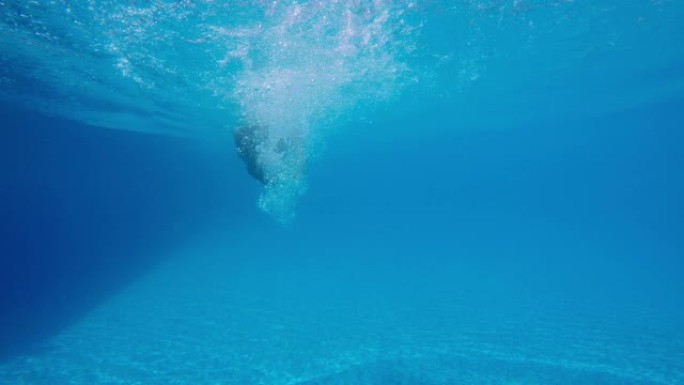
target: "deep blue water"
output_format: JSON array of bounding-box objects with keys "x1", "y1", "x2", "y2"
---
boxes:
[{"x1": 1, "y1": 1, "x2": 684, "y2": 384}]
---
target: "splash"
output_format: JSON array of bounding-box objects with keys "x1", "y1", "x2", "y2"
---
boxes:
[{"x1": 208, "y1": 1, "x2": 423, "y2": 222}]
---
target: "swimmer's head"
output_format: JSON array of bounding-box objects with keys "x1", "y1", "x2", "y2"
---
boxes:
[
  {"x1": 234, "y1": 125, "x2": 267, "y2": 184},
  {"x1": 234, "y1": 124, "x2": 308, "y2": 185}
]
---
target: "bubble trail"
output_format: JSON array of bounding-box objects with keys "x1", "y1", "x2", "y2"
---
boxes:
[{"x1": 219, "y1": 1, "x2": 423, "y2": 222}]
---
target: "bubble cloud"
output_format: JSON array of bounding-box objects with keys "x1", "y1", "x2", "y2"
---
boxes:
[{"x1": 211, "y1": 1, "x2": 422, "y2": 221}]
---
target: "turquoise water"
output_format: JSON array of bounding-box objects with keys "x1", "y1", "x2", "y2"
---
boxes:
[{"x1": 1, "y1": 1, "x2": 683, "y2": 384}]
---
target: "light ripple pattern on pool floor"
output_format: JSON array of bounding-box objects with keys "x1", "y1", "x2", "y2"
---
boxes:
[{"x1": 0, "y1": 241, "x2": 682, "y2": 385}]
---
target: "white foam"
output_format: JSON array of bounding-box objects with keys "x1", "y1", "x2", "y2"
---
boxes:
[{"x1": 218, "y1": 1, "x2": 422, "y2": 221}]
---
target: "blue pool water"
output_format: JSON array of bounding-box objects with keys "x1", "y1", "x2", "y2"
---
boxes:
[{"x1": 1, "y1": 1, "x2": 683, "y2": 384}]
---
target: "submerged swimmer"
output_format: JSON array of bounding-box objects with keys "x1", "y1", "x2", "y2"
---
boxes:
[
  {"x1": 234, "y1": 125, "x2": 267, "y2": 184},
  {"x1": 234, "y1": 125, "x2": 308, "y2": 185}
]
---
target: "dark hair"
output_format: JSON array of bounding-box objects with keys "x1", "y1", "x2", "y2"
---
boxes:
[{"x1": 234, "y1": 125, "x2": 266, "y2": 184}]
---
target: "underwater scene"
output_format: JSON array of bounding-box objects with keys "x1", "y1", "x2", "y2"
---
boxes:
[{"x1": 1, "y1": 1, "x2": 683, "y2": 384}]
